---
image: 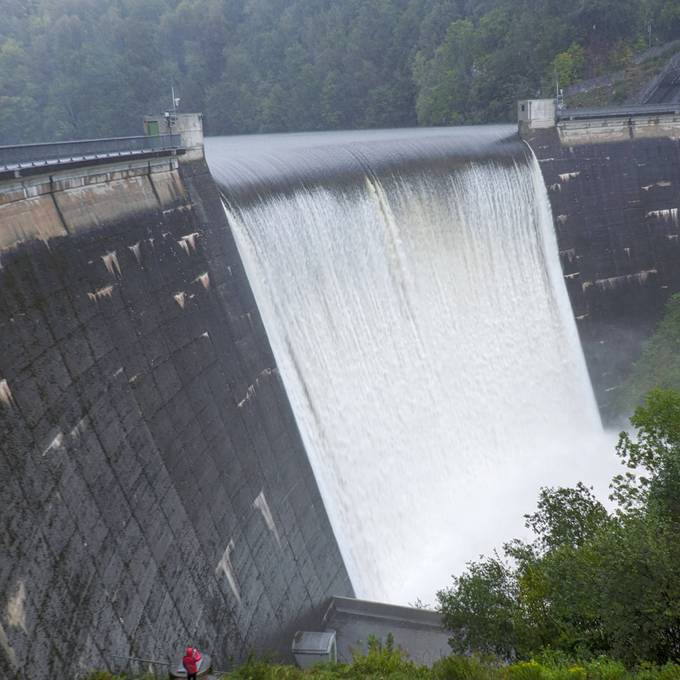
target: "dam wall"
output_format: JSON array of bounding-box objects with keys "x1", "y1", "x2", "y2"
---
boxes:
[
  {"x1": 521, "y1": 103, "x2": 680, "y2": 417},
  {"x1": 0, "y1": 143, "x2": 352, "y2": 679}
]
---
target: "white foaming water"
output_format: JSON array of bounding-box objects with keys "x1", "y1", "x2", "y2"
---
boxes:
[{"x1": 207, "y1": 129, "x2": 615, "y2": 604}]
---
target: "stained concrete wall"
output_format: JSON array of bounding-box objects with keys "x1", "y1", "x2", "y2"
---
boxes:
[
  {"x1": 557, "y1": 111, "x2": 680, "y2": 146},
  {"x1": 523, "y1": 126, "x2": 680, "y2": 418},
  {"x1": 322, "y1": 598, "x2": 450, "y2": 666},
  {"x1": 0, "y1": 154, "x2": 352, "y2": 679}
]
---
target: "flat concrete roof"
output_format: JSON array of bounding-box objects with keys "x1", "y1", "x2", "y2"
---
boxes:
[{"x1": 324, "y1": 596, "x2": 444, "y2": 628}]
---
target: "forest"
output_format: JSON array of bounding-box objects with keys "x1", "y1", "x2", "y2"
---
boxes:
[{"x1": 3, "y1": 0, "x2": 680, "y2": 144}]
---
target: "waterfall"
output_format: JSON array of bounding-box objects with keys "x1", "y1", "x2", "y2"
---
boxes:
[{"x1": 206, "y1": 128, "x2": 613, "y2": 603}]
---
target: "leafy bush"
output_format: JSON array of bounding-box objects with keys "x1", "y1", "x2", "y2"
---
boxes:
[
  {"x1": 507, "y1": 661, "x2": 545, "y2": 680},
  {"x1": 634, "y1": 663, "x2": 680, "y2": 680},
  {"x1": 349, "y1": 634, "x2": 427, "y2": 678},
  {"x1": 227, "y1": 657, "x2": 304, "y2": 680},
  {"x1": 432, "y1": 655, "x2": 501, "y2": 680},
  {"x1": 83, "y1": 655, "x2": 680, "y2": 680},
  {"x1": 583, "y1": 658, "x2": 629, "y2": 680}
]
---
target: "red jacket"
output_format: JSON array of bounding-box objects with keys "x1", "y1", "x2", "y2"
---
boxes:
[{"x1": 182, "y1": 647, "x2": 201, "y2": 674}]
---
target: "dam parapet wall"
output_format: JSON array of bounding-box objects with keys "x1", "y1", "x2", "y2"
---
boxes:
[
  {"x1": 520, "y1": 100, "x2": 680, "y2": 417},
  {"x1": 0, "y1": 122, "x2": 352, "y2": 679}
]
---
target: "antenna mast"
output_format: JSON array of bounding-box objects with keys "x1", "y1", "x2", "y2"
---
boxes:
[{"x1": 171, "y1": 84, "x2": 179, "y2": 114}]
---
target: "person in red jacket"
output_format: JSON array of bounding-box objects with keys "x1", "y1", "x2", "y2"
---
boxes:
[{"x1": 182, "y1": 646, "x2": 201, "y2": 680}]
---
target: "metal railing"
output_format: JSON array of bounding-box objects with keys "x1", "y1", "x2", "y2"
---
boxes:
[
  {"x1": 0, "y1": 134, "x2": 182, "y2": 172},
  {"x1": 557, "y1": 103, "x2": 680, "y2": 121},
  {"x1": 109, "y1": 653, "x2": 224, "y2": 678},
  {"x1": 110, "y1": 654, "x2": 170, "y2": 676}
]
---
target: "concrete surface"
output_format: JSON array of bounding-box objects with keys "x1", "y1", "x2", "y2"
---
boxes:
[
  {"x1": 323, "y1": 597, "x2": 451, "y2": 666},
  {"x1": 0, "y1": 153, "x2": 352, "y2": 680},
  {"x1": 523, "y1": 125, "x2": 680, "y2": 417}
]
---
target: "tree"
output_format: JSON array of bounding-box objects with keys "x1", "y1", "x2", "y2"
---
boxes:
[
  {"x1": 413, "y1": 19, "x2": 476, "y2": 126},
  {"x1": 525, "y1": 482, "x2": 609, "y2": 552},
  {"x1": 438, "y1": 389, "x2": 680, "y2": 666},
  {"x1": 0, "y1": 0, "x2": 660, "y2": 141},
  {"x1": 438, "y1": 553, "x2": 524, "y2": 660},
  {"x1": 552, "y1": 43, "x2": 586, "y2": 88}
]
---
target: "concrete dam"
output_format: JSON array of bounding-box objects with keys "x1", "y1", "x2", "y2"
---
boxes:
[
  {"x1": 3, "y1": 107, "x2": 680, "y2": 678},
  {"x1": 0, "y1": 118, "x2": 352, "y2": 679},
  {"x1": 520, "y1": 100, "x2": 680, "y2": 418}
]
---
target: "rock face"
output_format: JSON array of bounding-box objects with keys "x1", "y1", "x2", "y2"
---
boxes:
[
  {"x1": 524, "y1": 127, "x2": 680, "y2": 419},
  {"x1": 0, "y1": 155, "x2": 352, "y2": 680}
]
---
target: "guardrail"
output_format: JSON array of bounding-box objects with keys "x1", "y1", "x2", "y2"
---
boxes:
[
  {"x1": 0, "y1": 134, "x2": 183, "y2": 172},
  {"x1": 109, "y1": 653, "x2": 224, "y2": 678},
  {"x1": 110, "y1": 653, "x2": 170, "y2": 676},
  {"x1": 557, "y1": 104, "x2": 680, "y2": 121}
]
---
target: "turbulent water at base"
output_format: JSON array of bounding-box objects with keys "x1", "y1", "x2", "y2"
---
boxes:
[{"x1": 206, "y1": 128, "x2": 614, "y2": 604}]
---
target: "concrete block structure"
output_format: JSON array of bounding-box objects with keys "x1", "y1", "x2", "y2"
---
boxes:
[
  {"x1": 518, "y1": 99, "x2": 556, "y2": 133},
  {"x1": 144, "y1": 113, "x2": 205, "y2": 161}
]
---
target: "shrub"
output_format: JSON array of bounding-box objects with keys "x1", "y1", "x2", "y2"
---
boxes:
[
  {"x1": 228, "y1": 657, "x2": 303, "y2": 680},
  {"x1": 504, "y1": 661, "x2": 587, "y2": 680},
  {"x1": 506, "y1": 661, "x2": 546, "y2": 680},
  {"x1": 634, "y1": 662, "x2": 680, "y2": 680},
  {"x1": 549, "y1": 667, "x2": 586, "y2": 680},
  {"x1": 432, "y1": 655, "x2": 500, "y2": 680},
  {"x1": 583, "y1": 658, "x2": 629, "y2": 680},
  {"x1": 349, "y1": 634, "x2": 426, "y2": 677}
]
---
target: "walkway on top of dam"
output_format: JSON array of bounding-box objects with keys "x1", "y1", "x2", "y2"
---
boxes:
[
  {"x1": 0, "y1": 133, "x2": 184, "y2": 179},
  {"x1": 557, "y1": 102, "x2": 680, "y2": 121}
]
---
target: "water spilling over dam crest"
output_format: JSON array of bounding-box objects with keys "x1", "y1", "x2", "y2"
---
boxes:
[{"x1": 206, "y1": 128, "x2": 614, "y2": 603}]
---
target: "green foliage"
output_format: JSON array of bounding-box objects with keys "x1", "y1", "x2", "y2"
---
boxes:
[
  {"x1": 227, "y1": 657, "x2": 304, "y2": 680},
  {"x1": 553, "y1": 44, "x2": 586, "y2": 88},
  {"x1": 439, "y1": 554, "x2": 524, "y2": 660},
  {"x1": 1, "y1": 0, "x2": 676, "y2": 142},
  {"x1": 580, "y1": 658, "x2": 628, "y2": 680},
  {"x1": 431, "y1": 655, "x2": 501, "y2": 680},
  {"x1": 350, "y1": 635, "x2": 428, "y2": 678},
  {"x1": 524, "y1": 483, "x2": 609, "y2": 552},
  {"x1": 506, "y1": 661, "x2": 545, "y2": 680},
  {"x1": 613, "y1": 388, "x2": 680, "y2": 518},
  {"x1": 617, "y1": 294, "x2": 680, "y2": 415},
  {"x1": 83, "y1": 655, "x2": 680, "y2": 680},
  {"x1": 655, "y1": 1, "x2": 680, "y2": 41},
  {"x1": 438, "y1": 389, "x2": 680, "y2": 667},
  {"x1": 224, "y1": 640, "x2": 427, "y2": 680}
]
